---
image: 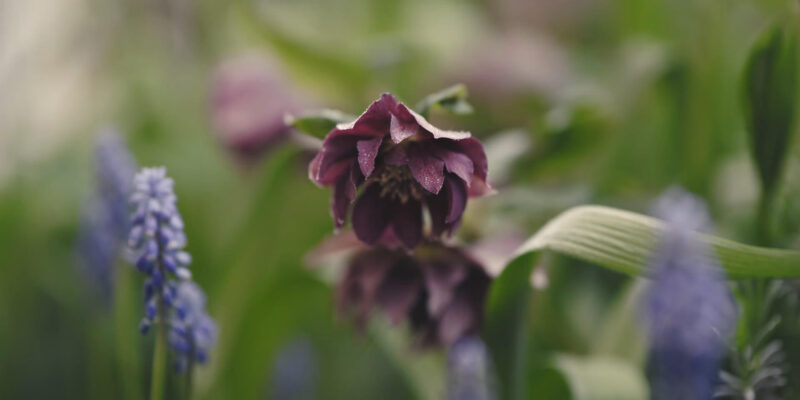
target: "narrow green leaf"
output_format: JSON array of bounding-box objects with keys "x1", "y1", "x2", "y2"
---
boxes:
[
  {"x1": 284, "y1": 109, "x2": 356, "y2": 139},
  {"x1": 414, "y1": 84, "x2": 473, "y2": 118},
  {"x1": 742, "y1": 23, "x2": 798, "y2": 195},
  {"x1": 508, "y1": 205, "x2": 800, "y2": 280}
]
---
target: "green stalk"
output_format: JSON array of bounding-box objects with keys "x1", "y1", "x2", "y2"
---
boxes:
[
  {"x1": 114, "y1": 260, "x2": 142, "y2": 400},
  {"x1": 150, "y1": 251, "x2": 168, "y2": 400},
  {"x1": 185, "y1": 351, "x2": 195, "y2": 400},
  {"x1": 150, "y1": 292, "x2": 167, "y2": 400}
]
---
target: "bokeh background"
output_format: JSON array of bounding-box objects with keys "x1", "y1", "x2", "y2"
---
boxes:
[{"x1": 2, "y1": 0, "x2": 800, "y2": 398}]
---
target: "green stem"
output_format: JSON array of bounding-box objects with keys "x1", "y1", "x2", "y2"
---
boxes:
[
  {"x1": 150, "y1": 293, "x2": 167, "y2": 400},
  {"x1": 114, "y1": 261, "x2": 142, "y2": 400},
  {"x1": 185, "y1": 351, "x2": 195, "y2": 400},
  {"x1": 150, "y1": 248, "x2": 168, "y2": 400}
]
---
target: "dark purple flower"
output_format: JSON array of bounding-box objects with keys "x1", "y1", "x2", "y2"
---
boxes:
[
  {"x1": 642, "y1": 188, "x2": 737, "y2": 400},
  {"x1": 337, "y1": 243, "x2": 491, "y2": 347},
  {"x1": 309, "y1": 93, "x2": 492, "y2": 249},
  {"x1": 210, "y1": 54, "x2": 304, "y2": 162}
]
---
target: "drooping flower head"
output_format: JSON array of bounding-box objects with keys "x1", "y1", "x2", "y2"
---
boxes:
[
  {"x1": 338, "y1": 242, "x2": 491, "y2": 347},
  {"x1": 642, "y1": 187, "x2": 738, "y2": 400},
  {"x1": 76, "y1": 129, "x2": 138, "y2": 300},
  {"x1": 447, "y1": 335, "x2": 496, "y2": 400},
  {"x1": 309, "y1": 93, "x2": 492, "y2": 249},
  {"x1": 210, "y1": 53, "x2": 305, "y2": 162},
  {"x1": 128, "y1": 167, "x2": 193, "y2": 334},
  {"x1": 169, "y1": 282, "x2": 218, "y2": 372}
]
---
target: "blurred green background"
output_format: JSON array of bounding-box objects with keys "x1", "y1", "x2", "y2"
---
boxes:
[{"x1": 2, "y1": 0, "x2": 800, "y2": 399}]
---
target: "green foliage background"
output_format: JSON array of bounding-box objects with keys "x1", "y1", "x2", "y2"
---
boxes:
[{"x1": 2, "y1": 0, "x2": 800, "y2": 399}]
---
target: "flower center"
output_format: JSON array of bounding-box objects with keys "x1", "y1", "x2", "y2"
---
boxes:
[{"x1": 374, "y1": 165, "x2": 424, "y2": 203}]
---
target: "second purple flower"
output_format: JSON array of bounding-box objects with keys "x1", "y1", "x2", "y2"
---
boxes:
[{"x1": 309, "y1": 93, "x2": 492, "y2": 249}]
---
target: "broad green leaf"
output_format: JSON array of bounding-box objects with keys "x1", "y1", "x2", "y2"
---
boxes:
[
  {"x1": 546, "y1": 355, "x2": 649, "y2": 400},
  {"x1": 507, "y1": 205, "x2": 800, "y2": 280},
  {"x1": 285, "y1": 109, "x2": 356, "y2": 139},
  {"x1": 592, "y1": 279, "x2": 647, "y2": 366},
  {"x1": 484, "y1": 252, "x2": 537, "y2": 400},
  {"x1": 414, "y1": 84, "x2": 473, "y2": 118}
]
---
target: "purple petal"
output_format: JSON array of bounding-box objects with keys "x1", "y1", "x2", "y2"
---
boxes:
[
  {"x1": 426, "y1": 191, "x2": 448, "y2": 237},
  {"x1": 391, "y1": 199, "x2": 423, "y2": 249},
  {"x1": 376, "y1": 263, "x2": 423, "y2": 324},
  {"x1": 426, "y1": 174, "x2": 467, "y2": 237},
  {"x1": 312, "y1": 93, "x2": 399, "y2": 185},
  {"x1": 357, "y1": 137, "x2": 383, "y2": 177},
  {"x1": 437, "y1": 272, "x2": 489, "y2": 345},
  {"x1": 434, "y1": 146, "x2": 474, "y2": 186},
  {"x1": 331, "y1": 164, "x2": 360, "y2": 228},
  {"x1": 422, "y1": 261, "x2": 467, "y2": 317},
  {"x1": 352, "y1": 185, "x2": 391, "y2": 245},
  {"x1": 310, "y1": 134, "x2": 359, "y2": 185},
  {"x1": 438, "y1": 295, "x2": 476, "y2": 345},
  {"x1": 445, "y1": 175, "x2": 467, "y2": 224},
  {"x1": 453, "y1": 137, "x2": 493, "y2": 196},
  {"x1": 390, "y1": 114, "x2": 419, "y2": 143},
  {"x1": 338, "y1": 250, "x2": 396, "y2": 325},
  {"x1": 407, "y1": 144, "x2": 445, "y2": 194},
  {"x1": 399, "y1": 103, "x2": 471, "y2": 140},
  {"x1": 336, "y1": 93, "x2": 398, "y2": 136}
]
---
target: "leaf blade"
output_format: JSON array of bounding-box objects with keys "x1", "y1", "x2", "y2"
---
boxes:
[{"x1": 510, "y1": 205, "x2": 800, "y2": 280}]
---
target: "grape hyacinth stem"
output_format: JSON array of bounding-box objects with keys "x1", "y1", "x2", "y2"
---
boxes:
[
  {"x1": 185, "y1": 351, "x2": 195, "y2": 400},
  {"x1": 150, "y1": 255, "x2": 168, "y2": 400}
]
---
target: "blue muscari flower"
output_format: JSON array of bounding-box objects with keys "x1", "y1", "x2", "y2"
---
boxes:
[
  {"x1": 643, "y1": 187, "x2": 738, "y2": 400},
  {"x1": 128, "y1": 167, "x2": 193, "y2": 334},
  {"x1": 269, "y1": 338, "x2": 318, "y2": 400},
  {"x1": 76, "y1": 129, "x2": 137, "y2": 300},
  {"x1": 169, "y1": 282, "x2": 217, "y2": 373},
  {"x1": 447, "y1": 335, "x2": 496, "y2": 400}
]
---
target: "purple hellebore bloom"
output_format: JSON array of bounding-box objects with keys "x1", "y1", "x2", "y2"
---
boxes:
[
  {"x1": 309, "y1": 93, "x2": 492, "y2": 249},
  {"x1": 337, "y1": 243, "x2": 491, "y2": 347}
]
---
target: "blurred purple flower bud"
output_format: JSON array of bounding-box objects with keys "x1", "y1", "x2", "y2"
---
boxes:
[
  {"x1": 309, "y1": 93, "x2": 492, "y2": 249},
  {"x1": 642, "y1": 187, "x2": 738, "y2": 400},
  {"x1": 76, "y1": 129, "x2": 138, "y2": 301},
  {"x1": 210, "y1": 54, "x2": 305, "y2": 162},
  {"x1": 168, "y1": 282, "x2": 218, "y2": 372},
  {"x1": 269, "y1": 338, "x2": 318, "y2": 400},
  {"x1": 338, "y1": 243, "x2": 491, "y2": 347},
  {"x1": 448, "y1": 335, "x2": 496, "y2": 400},
  {"x1": 448, "y1": 32, "x2": 570, "y2": 108}
]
